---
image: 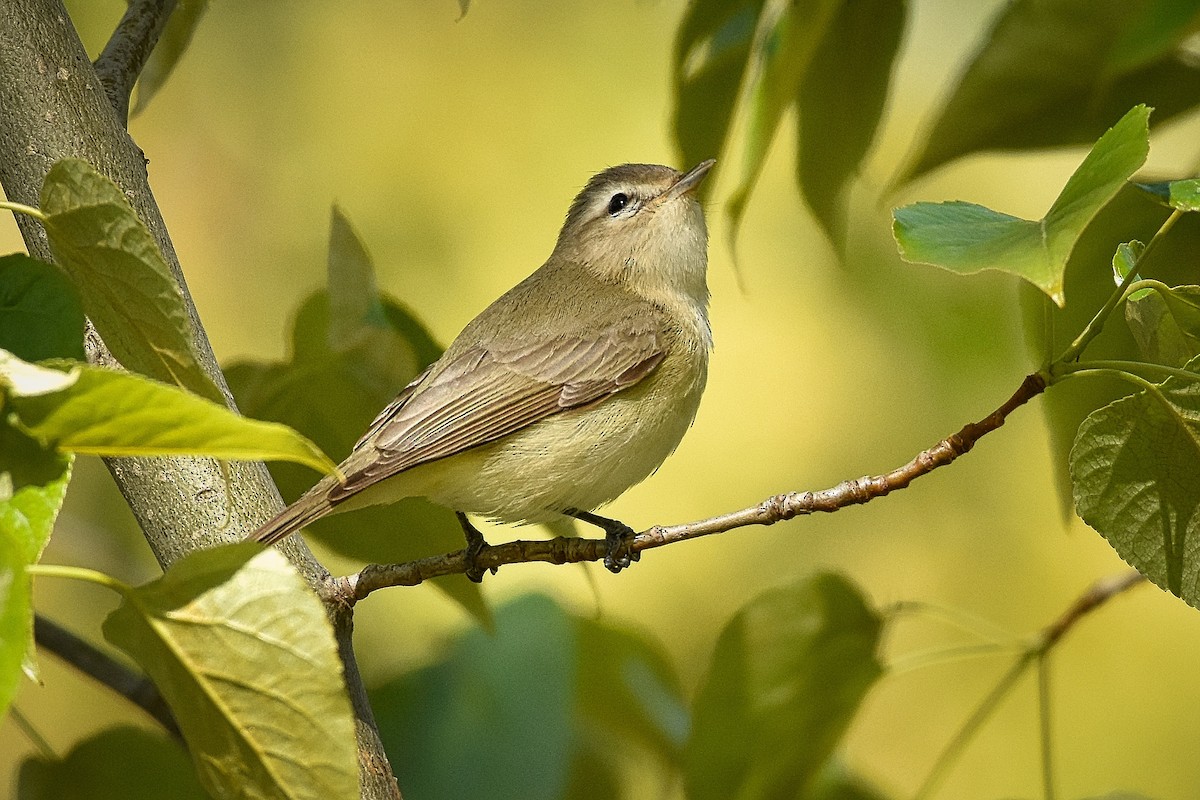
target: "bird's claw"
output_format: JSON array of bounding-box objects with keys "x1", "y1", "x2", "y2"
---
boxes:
[{"x1": 603, "y1": 523, "x2": 640, "y2": 574}]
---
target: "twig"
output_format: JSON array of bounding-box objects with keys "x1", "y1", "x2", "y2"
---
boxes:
[
  {"x1": 34, "y1": 614, "x2": 181, "y2": 741},
  {"x1": 335, "y1": 372, "x2": 1049, "y2": 603},
  {"x1": 914, "y1": 569, "x2": 1146, "y2": 800},
  {"x1": 93, "y1": 0, "x2": 177, "y2": 125}
]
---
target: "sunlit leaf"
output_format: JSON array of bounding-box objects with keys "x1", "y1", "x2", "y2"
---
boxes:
[
  {"x1": 0, "y1": 426, "x2": 71, "y2": 715},
  {"x1": 672, "y1": 0, "x2": 767, "y2": 192},
  {"x1": 2, "y1": 350, "x2": 336, "y2": 476},
  {"x1": 0, "y1": 254, "x2": 84, "y2": 362},
  {"x1": 895, "y1": 105, "x2": 1150, "y2": 306},
  {"x1": 16, "y1": 726, "x2": 206, "y2": 800},
  {"x1": 685, "y1": 573, "x2": 883, "y2": 800},
  {"x1": 1110, "y1": 240, "x2": 1146, "y2": 290},
  {"x1": 898, "y1": 0, "x2": 1200, "y2": 184},
  {"x1": 1126, "y1": 285, "x2": 1200, "y2": 367},
  {"x1": 132, "y1": 0, "x2": 209, "y2": 116},
  {"x1": 1135, "y1": 178, "x2": 1200, "y2": 212},
  {"x1": 797, "y1": 0, "x2": 905, "y2": 248},
  {"x1": 39, "y1": 159, "x2": 223, "y2": 402},
  {"x1": 1070, "y1": 356, "x2": 1200, "y2": 604},
  {"x1": 102, "y1": 544, "x2": 359, "y2": 800}
]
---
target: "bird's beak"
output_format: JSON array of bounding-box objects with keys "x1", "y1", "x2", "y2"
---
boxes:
[{"x1": 661, "y1": 159, "x2": 716, "y2": 203}]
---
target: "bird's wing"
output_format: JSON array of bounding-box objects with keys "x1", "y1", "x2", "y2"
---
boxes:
[{"x1": 332, "y1": 310, "x2": 664, "y2": 498}]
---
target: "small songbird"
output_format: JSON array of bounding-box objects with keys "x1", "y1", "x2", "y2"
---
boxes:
[{"x1": 251, "y1": 160, "x2": 715, "y2": 578}]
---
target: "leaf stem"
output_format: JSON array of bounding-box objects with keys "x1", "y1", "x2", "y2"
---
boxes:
[
  {"x1": 25, "y1": 563, "x2": 130, "y2": 595},
  {"x1": 8, "y1": 705, "x2": 58, "y2": 759},
  {"x1": 1056, "y1": 208, "x2": 1182, "y2": 364},
  {"x1": 0, "y1": 199, "x2": 46, "y2": 221},
  {"x1": 1054, "y1": 359, "x2": 1200, "y2": 385},
  {"x1": 1037, "y1": 655, "x2": 1056, "y2": 800}
]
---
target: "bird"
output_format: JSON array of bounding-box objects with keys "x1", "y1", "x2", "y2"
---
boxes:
[{"x1": 250, "y1": 160, "x2": 715, "y2": 579}]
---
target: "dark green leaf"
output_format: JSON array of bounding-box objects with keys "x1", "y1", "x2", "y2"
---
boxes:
[
  {"x1": 1135, "y1": 178, "x2": 1200, "y2": 211},
  {"x1": 685, "y1": 573, "x2": 883, "y2": 800},
  {"x1": 102, "y1": 544, "x2": 358, "y2": 800},
  {"x1": 894, "y1": 105, "x2": 1150, "y2": 306},
  {"x1": 132, "y1": 0, "x2": 209, "y2": 116},
  {"x1": 805, "y1": 758, "x2": 891, "y2": 800},
  {"x1": 373, "y1": 594, "x2": 577, "y2": 800},
  {"x1": 575, "y1": 614, "x2": 688, "y2": 765},
  {"x1": 0, "y1": 254, "x2": 84, "y2": 362},
  {"x1": 3, "y1": 350, "x2": 336, "y2": 476},
  {"x1": 899, "y1": 0, "x2": 1200, "y2": 183},
  {"x1": 16, "y1": 726, "x2": 206, "y2": 800},
  {"x1": 727, "y1": 0, "x2": 840, "y2": 238},
  {"x1": 327, "y1": 204, "x2": 389, "y2": 350},
  {"x1": 1070, "y1": 356, "x2": 1200, "y2": 604},
  {"x1": 672, "y1": 0, "x2": 767, "y2": 192},
  {"x1": 797, "y1": 0, "x2": 905, "y2": 248},
  {"x1": 39, "y1": 159, "x2": 223, "y2": 402},
  {"x1": 1126, "y1": 285, "x2": 1200, "y2": 367},
  {"x1": 562, "y1": 742, "x2": 623, "y2": 800}
]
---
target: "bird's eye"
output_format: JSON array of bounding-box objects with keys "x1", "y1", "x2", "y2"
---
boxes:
[{"x1": 607, "y1": 193, "x2": 629, "y2": 216}]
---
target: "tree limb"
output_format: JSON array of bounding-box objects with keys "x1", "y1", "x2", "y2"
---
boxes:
[
  {"x1": 0, "y1": 3, "x2": 399, "y2": 796},
  {"x1": 93, "y1": 0, "x2": 178, "y2": 125},
  {"x1": 34, "y1": 614, "x2": 181, "y2": 740},
  {"x1": 336, "y1": 371, "x2": 1050, "y2": 603}
]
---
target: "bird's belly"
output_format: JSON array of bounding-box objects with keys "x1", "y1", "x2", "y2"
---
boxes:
[{"x1": 426, "y1": 358, "x2": 706, "y2": 523}]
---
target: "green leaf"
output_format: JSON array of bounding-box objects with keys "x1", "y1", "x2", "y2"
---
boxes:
[
  {"x1": 797, "y1": 0, "x2": 905, "y2": 248},
  {"x1": 672, "y1": 0, "x2": 767, "y2": 192},
  {"x1": 0, "y1": 254, "x2": 85, "y2": 362},
  {"x1": 372, "y1": 594, "x2": 577, "y2": 800},
  {"x1": 132, "y1": 0, "x2": 209, "y2": 116},
  {"x1": 685, "y1": 573, "x2": 883, "y2": 800},
  {"x1": 805, "y1": 758, "x2": 891, "y2": 800},
  {"x1": 727, "y1": 0, "x2": 841, "y2": 239},
  {"x1": 1126, "y1": 285, "x2": 1200, "y2": 368},
  {"x1": 1135, "y1": 178, "x2": 1200, "y2": 212},
  {"x1": 574, "y1": 614, "x2": 688, "y2": 765},
  {"x1": 1070, "y1": 357, "x2": 1200, "y2": 604},
  {"x1": 1, "y1": 349, "x2": 336, "y2": 476},
  {"x1": 898, "y1": 0, "x2": 1200, "y2": 183},
  {"x1": 16, "y1": 726, "x2": 207, "y2": 800},
  {"x1": 39, "y1": 159, "x2": 223, "y2": 402},
  {"x1": 102, "y1": 544, "x2": 358, "y2": 800},
  {"x1": 225, "y1": 206, "x2": 486, "y2": 622},
  {"x1": 894, "y1": 105, "x2": 1150, "y2": 306},
  {"x1": 0, "y1": 423, "x2": 72, "y2": 716}
]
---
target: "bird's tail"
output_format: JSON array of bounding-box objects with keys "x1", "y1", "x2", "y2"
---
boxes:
[{"x1": 250, "y1": 479, "x2": 337, "y2": 546}]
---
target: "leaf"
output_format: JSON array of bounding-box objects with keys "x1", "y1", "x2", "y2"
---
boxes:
[
  {"x1": 0, "y1": 254, "x2": 85, "y2": 362},
  {"x1": 16, "y1": 726, "x2": 207, "y2": 800},
  {"x1": 672, "y1": 0, "x2": 768, "y2": 192},
  {"x1": 727, "y1": 0, "x2": 841, "y2": 239},
  {"x1": 1126, "y1": 285, "x2": 1200, "y2": 368},
  {"x1": 39, "y1": 158, "x2": 223, "y2": 402},
  {"x1": 797, "y1": 0, "x2": 905, "y2": 248},
  {"x1": 1070, "y1": 356, "x2": 1200, "y2": 604},
  {"x1": 225, "y1": 207, "x2": 485, "y2": 622},
  {"x1": 1, "y1": 349, "x2": 336, "y2": 476},
  {"x1": 102, "y1": 544, "x2": 359, "y2": 800},
  {"x1": 132, "y1": 0, "x2": 209, "y2": 116},
  {"x1": 0, "y1": 422, "x2": 72, "y2": 715},
  {"x1": 1110, "y1": 240, "x2": 1146, "y2": 291},
  {"x1": 1135, "y1": 178, "x2": 1200, "y2": 212},
  {"x1": 894, "y1": 105, "x2": 1150, "y2": 306},
  {"x1": 898, "y1": 0, "x2": 1200, "y2": 184},
  {"x1": 1019, "y1": 183, "x2": 1198, "y2": 518},
  {"x1": 685, "y1": 573, "x2": 883, "y2": 800},
  {"x1": 805, "y1": 758, "x2": 891, "y2": 800},
  {"x1": 372, "y1": 594, "x2": 577, "y2": 800}
]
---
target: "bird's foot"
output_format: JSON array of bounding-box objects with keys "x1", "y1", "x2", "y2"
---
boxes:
[
  {"x1": 456, "y1": 512, "x2": 493, "y2": 583},
  {"x1": 565, "y1": 508, "x2": 641, "y2": 574}
]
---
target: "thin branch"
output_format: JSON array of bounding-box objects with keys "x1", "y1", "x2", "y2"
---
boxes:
[
  {"x1": 1035, "y1": 570, "x2": 1146, "y2": 651},
  {"x1": 335, "y1": 371, "x2": 1049, "y2": 603},
  {"x1": 93, "y1": 0, "x2": 178, "y2": 125},
  {"x1": 34, "y1": 614, "x2": 181, "y2": 740}
]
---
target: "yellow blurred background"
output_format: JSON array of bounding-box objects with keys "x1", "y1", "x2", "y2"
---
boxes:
[{"x1": 5, "y1": 1, "x2": 1200, "y2": 797}]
